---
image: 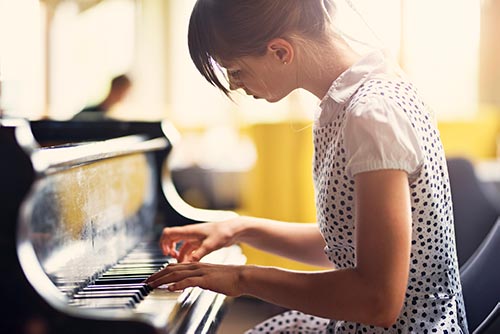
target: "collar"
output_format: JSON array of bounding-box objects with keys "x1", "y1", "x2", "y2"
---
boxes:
[{"x1": 320, "y1": 49, "x2": 389, "y2": 106}]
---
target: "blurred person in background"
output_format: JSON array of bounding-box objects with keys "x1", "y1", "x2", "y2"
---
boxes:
[{"x1": 73, "y1": 74, "x2": 132, "y2": 121}]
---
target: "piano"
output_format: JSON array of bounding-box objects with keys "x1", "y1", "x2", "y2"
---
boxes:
[{"x1": 0, "y1": 118, "x2": 246, "y2": 334}]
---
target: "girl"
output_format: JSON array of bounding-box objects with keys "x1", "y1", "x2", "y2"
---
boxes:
[{"x1": 145, "y1": 1, "x2": 469, "y2": 333}]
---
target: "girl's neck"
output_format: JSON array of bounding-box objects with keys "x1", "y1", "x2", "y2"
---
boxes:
[{"x1": 298, "y1": 40, "x2": 361, "y2": 100}]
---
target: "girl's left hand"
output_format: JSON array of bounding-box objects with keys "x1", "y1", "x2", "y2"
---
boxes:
[{"x1": 144, "y1": 262, "x2": 245, "y2": 297}]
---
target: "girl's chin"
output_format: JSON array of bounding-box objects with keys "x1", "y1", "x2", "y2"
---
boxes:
[
  {"x1": 249, "y1": 93, "x2": 282, "y2": 103},
  {"x1": 264, "y1": 96, "x2": 282, "y2": 103}
]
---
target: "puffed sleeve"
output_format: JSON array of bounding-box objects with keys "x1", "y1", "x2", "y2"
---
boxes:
[{"x1": 343, "y1": 95, "x2": 424, "y2": 179}]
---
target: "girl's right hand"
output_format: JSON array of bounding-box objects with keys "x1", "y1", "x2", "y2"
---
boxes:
[{"x1": 160, "y1": 218, "x2": 243, "y2": 263}]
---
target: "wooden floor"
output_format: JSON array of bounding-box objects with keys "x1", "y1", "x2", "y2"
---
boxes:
[{"x1": 217, "y1": 296, "x2": 288, "y2": 334}]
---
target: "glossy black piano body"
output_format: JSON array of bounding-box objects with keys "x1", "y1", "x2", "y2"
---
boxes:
[
  {"x1": 30, "y1": 120, "x2": 193, "y2": 229},
  {"x1": 0, "y1": 119, "x2": 245, "y2": 334}
]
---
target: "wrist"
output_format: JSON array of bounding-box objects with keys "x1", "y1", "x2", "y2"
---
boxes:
[
  {"x1": 230, "y1": 215, "x2": 252, "y2": 244},
  {"x1": 237, "y1": 264, "x2": 258, "y2": 297}
]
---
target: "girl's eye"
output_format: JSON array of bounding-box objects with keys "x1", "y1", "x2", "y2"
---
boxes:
[{"x1": 228, "y1": 70, "x2": 241, "y2": 80}]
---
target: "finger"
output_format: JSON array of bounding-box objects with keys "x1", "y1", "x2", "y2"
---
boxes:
[
  {"x1": 187, "y1": 241, "x2": 215, "y2": 262},
  {"x1": 159, "y1": 228, "x2": 185, "y2": 255},
  {"x1": 162, "y1": 225, "x2": 204, "y2": 241},
  {"x1": 159, "y1": 232, "x2": 175, "y2": 256},
  {"x1": 159, "y1": 238, "x2": 176, "y2": 257},
  {"x1": 144, "y1": 263, "x2": 197, "y2": 283},
  {"x1": 177, "y1": 241, "x2": 201, "y2": 263},
  {"x1": 167, "y1": 277, "x2": 204, "y2": 291},
  {"x1": 147, "y1": 266, "x2": 202, "y2": 288},
  {"x1": 159, "y1": 226, "x2": 203, "y2": 255}
]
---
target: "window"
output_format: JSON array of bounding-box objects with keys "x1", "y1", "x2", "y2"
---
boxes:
[
  {"x1": 401, "y1": 0, "x2": 480, "y2": 120},
  {"x1": 50, "y1": 0, "x2": 136, "y2": 119},
  {"x1": 0, "y1": 0, "x2": 45, "y2": 119},
  {"x1": 0, "y1": 0, "x2": 483, "y2": 122}
]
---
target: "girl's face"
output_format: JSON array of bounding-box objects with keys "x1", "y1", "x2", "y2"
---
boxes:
[{"x1": 223, "y1": 51, "x2": 294, "y2": 103}]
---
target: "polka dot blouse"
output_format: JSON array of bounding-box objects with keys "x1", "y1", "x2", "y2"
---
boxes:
[{"x1": 246, "y1": 50, "x2": 469, "y2": 334}]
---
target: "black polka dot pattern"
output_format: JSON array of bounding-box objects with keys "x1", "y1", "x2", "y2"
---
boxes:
[
  {"x1": 246, "y1": 310, "x2": 330, "y2": 334},
  {"x1": 247, "y1": 53, "x2": 468, "y2": 334}
]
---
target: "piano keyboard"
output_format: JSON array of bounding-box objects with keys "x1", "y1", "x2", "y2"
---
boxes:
[
  {"x1": 64, "y1": 242, "x2": 175, "y2": 310},
  {"x1": 48, "y1": 241, "x2": 242, "y2": 332}
]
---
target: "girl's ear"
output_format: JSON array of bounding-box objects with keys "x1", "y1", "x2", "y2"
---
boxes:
[{"x1": 267, "y1": 38, "x2": 294, "y2": 65}]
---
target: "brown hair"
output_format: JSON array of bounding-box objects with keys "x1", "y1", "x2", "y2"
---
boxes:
[{"x1": 188, "y1": 0, "x2": 336, "y2": 96}]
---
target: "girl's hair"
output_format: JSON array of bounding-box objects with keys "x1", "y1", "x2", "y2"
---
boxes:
[{"x1": 188, "y1": 0, "x2": 336, "y2": 96}]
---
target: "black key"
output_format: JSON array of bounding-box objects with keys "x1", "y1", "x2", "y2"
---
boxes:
[{"x1": 93, "y1": 277, "x2": 148, "y2": 285}]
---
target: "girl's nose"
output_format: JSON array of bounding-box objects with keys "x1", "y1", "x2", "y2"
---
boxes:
[
  {"x1": 229, "y1": 81, "x2": 241, "y2": 91},
  {"x1": 228, "y1": 76, "x2": 244, "y2": 91}
]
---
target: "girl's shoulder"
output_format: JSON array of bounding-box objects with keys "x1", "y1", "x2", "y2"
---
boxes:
[{"x1": 347, "y1": 74, "x2": 424, "y2": 118}]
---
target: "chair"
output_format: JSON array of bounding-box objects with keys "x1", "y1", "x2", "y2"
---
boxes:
[
  {"x1": 473, "y1": 303, "x2": 500, "y2": 334},
  {"x1": 446, "y1": 157, "x2": 500, "y2": 267},
  {"x1": 460, "y1": 218, "x2": 500, "y2": 333}
]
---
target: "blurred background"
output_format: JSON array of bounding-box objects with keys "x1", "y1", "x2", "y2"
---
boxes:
[{"x1": 0, "y1": 0, "x2": 499, "y2": 272}]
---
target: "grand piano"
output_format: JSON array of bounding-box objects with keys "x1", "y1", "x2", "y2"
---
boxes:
[{"x1": 0, "y1": 118, "x2": 246, "y2": 334}]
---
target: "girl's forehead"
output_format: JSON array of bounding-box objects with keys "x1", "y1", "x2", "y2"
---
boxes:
[
  {"x1": 217, "y1": 58, "x2": 242, "y2": 69},
  {"x1": 219, "y1": 55, "x2": 263, "y2": 70}
]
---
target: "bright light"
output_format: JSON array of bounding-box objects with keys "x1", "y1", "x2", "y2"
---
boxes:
[
  {"x1": 402, "y1": 0, "x2": 480, "y2": 120},
  {"x1": 0, "y1": 0, "x2": 44, "y2": 119},
  {"x1": 335, "y1": 0, "x2": 401, "y2": 58},
  {"x1": 50, "y1": 0, "x2": 136, "y2": 119}
]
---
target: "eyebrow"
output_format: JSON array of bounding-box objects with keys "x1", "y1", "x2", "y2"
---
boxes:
[
  {"x1": 217, "y1": 57, "x2": 243, "y2": 70},
  {"x1": 218, "y1": 61, "x2": 234, "y2": 70}
]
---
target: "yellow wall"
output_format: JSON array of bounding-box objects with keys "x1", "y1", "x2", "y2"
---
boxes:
[
  {"x1": 240, "y1": 122, "x2": 316, "y2": 223},
  {"x1": 238, "y1": 122, "x2": 321, "y2": 271},
  {"x1": 438, "y1": 106, "x2": 500, "y2": 161}
]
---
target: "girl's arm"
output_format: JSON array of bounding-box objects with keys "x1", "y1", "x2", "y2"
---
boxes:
[
  {"x1": 148, "y1": 169, "x2": 412, "y2": 327},
  {"x1": 161, "y1": 217, "x2": 332, "y2": 268},
  {"x1": 240, "y1": 169, "x2": 412, "y2": 327},
  {"x1": 236, "y1": 217, "x2": 332, "y2": 268}
]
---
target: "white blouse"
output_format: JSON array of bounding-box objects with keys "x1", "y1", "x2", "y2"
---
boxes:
[{"x1": 315, "y1": 50, "x2": 425, "y2": 181}]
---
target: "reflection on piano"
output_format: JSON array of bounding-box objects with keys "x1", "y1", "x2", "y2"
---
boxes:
[{"x1": 0, "y1": 119, "x2": 246, "y2": 334}]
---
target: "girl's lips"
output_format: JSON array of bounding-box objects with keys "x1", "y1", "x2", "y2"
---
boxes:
[{"x1": 243, "y1": 89, "x2": 261, "y2": 99}]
